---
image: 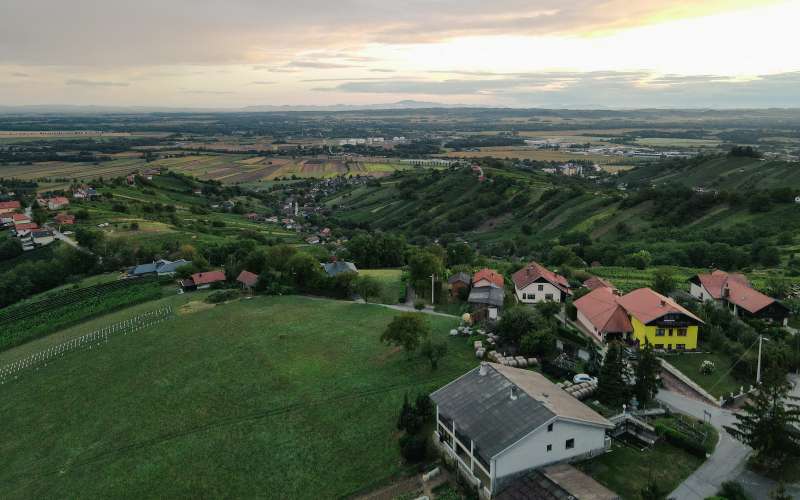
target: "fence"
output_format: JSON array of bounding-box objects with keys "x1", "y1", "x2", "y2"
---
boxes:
[{"x1": 0, "y1": 306, "x2": 173, "y2": 384}]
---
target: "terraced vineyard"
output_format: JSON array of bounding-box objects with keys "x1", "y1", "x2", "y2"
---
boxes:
[{"x1": 0, "y1": 277, "x2": 164, "y2": 351}]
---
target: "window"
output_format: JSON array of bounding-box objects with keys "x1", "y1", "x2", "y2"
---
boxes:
[
  {"x1": 667, "y1": 344, "x2": 672, "y2": 350},
  {"x1": 538, "y1": 284, "x2": 544, "y2": 291},
  {"x1": 655, "y1": 344, "x2": 664, "y2": 349},
  {"x1": 546, "y1": 444, "x2": 552, "y2": 452},
  {"x1": 565, "y1": 438, "x2": 575, "y2": 450},
  {"x1": 545, "y1": 294, "x2": 554, "y2": 301},
  {"x1": 547, "y1": 423, "x2": 553, "y2": 432},
  {"x1": 676, "y1": 344, "x2": 685, "y2": 350},
  {"x1": 656, "y1": 328, "x2": 665, "y2": 337},
  {"x1": 678, "y1": 328, "x2": 687, "y2": 337},
  {"x1": 531, "y1": 294, "x2": 536, "y2": 301},
  {"x1": 668, "y1": 329, "x2": 674, "y2": 336}
]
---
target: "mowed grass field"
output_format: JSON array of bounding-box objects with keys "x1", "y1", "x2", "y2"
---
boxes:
[
  {"x1": 360, "y1": 268, "x2": 406, "y2": 304},
  {"x1": 0, "y1": 295, "x2": 471, "y2": 499}
]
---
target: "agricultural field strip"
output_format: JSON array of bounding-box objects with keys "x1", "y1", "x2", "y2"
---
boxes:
[{"x1": 3, "y1": 372, "x2": 458, "y2": 484}]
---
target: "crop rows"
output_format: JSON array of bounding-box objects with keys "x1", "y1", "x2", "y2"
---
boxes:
[
  {"x1": 0, "y1": 306, "x2": 173, "y2": 384},
  {"x1": 0, "y1": 277, "x2": 158, "y2": 325},
  {"x1": 0, "y1": 279, "x2": 163, "y2": 352}
]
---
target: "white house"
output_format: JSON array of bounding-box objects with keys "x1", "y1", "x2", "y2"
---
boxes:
[
  {"x1": 431, "y1": 363, "x2": 613, "y2": 498},
  {"x1": 511, "y1": 262, "x2": 571, "y2": 304}
]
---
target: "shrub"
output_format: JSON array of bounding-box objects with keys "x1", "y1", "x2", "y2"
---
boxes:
[
  {"x1": 414, "y1": 299, "x2": 426, "y2": 310},
  {"x1": 716, "y1": 481, "x2": 750, "y2": 500},
  {"x1": 205, "y1": 289, "x2": 239, "y2": 304},
  {"x1": 700, "y1": 360, "x2": 716, "y2": 375},
  {"x1": 399, "y1": 433, "x2": 428, "y2": 463},
  {"x1": 654, "y1": 423, "x2": 707, "y2": 458}
]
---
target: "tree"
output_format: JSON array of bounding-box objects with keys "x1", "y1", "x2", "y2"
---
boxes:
[
  {"x1": 381, "y1": 313, "x2": 431, "y2": 355},
  {"x1": 287, "y1": 252, "x2": 322, "y2": 290},
  {"x1": 496, "y1": 306, "x2": 540, "y2": 344},
  {"x1": 769, "y1": 483, "x2": 791, "y2": 500},
  {"x1": 715, "y1": 481, "x2": 749, "y2": 500},
  {"x1": 634, "y1": 341, "x2": 660, "y2": 406},
  {"x1": 725, "y1": 365, "x2": 800, "y2": 471},
  {"x1": 596, "y1": 342, "x2": 630, "y2": 408},
  {"x1": 651, "y1": 268, "x2": 676, "y2": 296},
  {"x1": 355, "y1": 275, "x2": 382, "y2": 303},
  {"x1": 420, "y1": 339, "x2": 448, "y2": 370},
  {"x1": 626, "y1": 250, "x2": 652, "y2": 270},
  {"x1": 640, "y1": 479, "x2": 667, "y2": 500}
]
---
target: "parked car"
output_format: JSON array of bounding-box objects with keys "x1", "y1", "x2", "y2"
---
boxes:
[{"x1": 573, "y1": 373, "x2": 595, "y2": 384}]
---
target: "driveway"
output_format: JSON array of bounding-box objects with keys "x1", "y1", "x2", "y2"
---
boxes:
[
  {"x1": 47, "y1": 224, "x2": 82, "y2": 250},
  {"x1": 659, "y1": 389, "x2": 799, "y2": 499}
]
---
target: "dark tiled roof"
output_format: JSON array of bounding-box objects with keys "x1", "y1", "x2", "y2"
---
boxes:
[
  {"x1": 468, "y1": 285, "x2": 505, "y2": 307},
  {"x1": 448, "y1": 272, "x2": 471, "y2": 285},
  {"x1": 431, "y1": 365, "x2": 556, "y2": 462},
  {"x1": 322, "y1": 261, "x2": 357, "y2": 276}
]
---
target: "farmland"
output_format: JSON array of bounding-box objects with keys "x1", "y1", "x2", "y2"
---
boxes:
[
  {"x1": 0, "y1": 295, "x2": 470, "y2": 499},
  {"x1": 441, "y1": 147, "x2": 616, "y2": 164}
]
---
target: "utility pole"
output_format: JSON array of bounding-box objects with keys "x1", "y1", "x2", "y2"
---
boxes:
[
  {"x1": 430, "y1": 274, "x2": 435, "y2": 305},
  {"x1": 757, "y1": 335, "x2": 764, "y2": 384}
]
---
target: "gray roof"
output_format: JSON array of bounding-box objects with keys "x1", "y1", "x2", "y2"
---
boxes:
[
  {"x1": 322, "y1": 261, "x2": 358, "y2": 276},
  {"x1": 431, "y1": 364, "x2": 556, "y2": 463},
  {"x1": 468, "y1": 285, "x2": 505, "y2": 307},
  {"x1": 448, "y1": 272, "x2": 471, "y2": 285},
  {"x1": 131, "y1": 259, "x2": 190, "y2": 276}
]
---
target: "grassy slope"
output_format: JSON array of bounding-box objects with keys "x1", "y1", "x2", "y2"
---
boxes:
[
  {"x1": 0, "y1": 295, "x2": 470, "y2": 499},
  {"x1": 662, "y1": 352, "x2": 743, "y2": 399}
]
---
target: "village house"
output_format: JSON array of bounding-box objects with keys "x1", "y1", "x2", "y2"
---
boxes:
[
  {"x1": 12, "y1": 213, "x2": 31, "y2": 225},
  {"x1": 236, "y1": 270, "x2": 259, "y2": 290},
  {"x1": 182, "y1": 270, "x2": 226, "y2": 291},
  {"x1": 468, "y1": 268, "x2": 505, "y2": 322},
  {"x1": 72, "y1": 186, "x2": 98, "y2": 199},
  {"x1": 0, "y1": 200, "x2": 21, "y2": 214},
  {"x1": 583, "y1": 276, "x2": 616, "y2": 292},
  {"x1": 47, "y1": 196, "x2": 70, "y2": 211},
  {"x1": 305, "y1": 235, "x2": 320, "y2": 245},
  {"x1": 512, "y1": 262, "x2": 571, "y2": 304},
  {"x1": 689, "y1": 270, "x2": 789, "y2": 325},
  {"x1": 244, "y1": 212, "x2": 259, "y2": 221},
  {"x1": 129, "y1": 259, "x2": 191, "y2": 277},
  {"x1": 574, "y1": 285, "x2": 703, "y2": 350},
  {"x1": 431, "y1": 363, "x2": 613, "y2": 498},
  {"x1": 54, "y1": 213, "x2": 75, "y2": 225},
  {"x1": 30, "y1": 229, "x2": 55, "y2": 246},
  {"x1": 322, "y1": 259, "x2": 358, "y2": 277},
  {"x1": 13, "y1": 222, "x2": 39, "y2": 238},
  {"x1": 448, "y1": 272, "x2": 471, "y2": 298}
]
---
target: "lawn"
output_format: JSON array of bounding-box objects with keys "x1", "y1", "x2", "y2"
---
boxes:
[
  {"x1": 662, "y1": 352, "x2": 745, "y2": 399},
  {"x1": 577, "y1": 440, "x2": 704, "y2": 499},
  {"x1": 0, "y1": 295, "x2": 472, "y2": 499},
  {"x1": 360, "y1": 268, "x2": 405, "y2": 304}
]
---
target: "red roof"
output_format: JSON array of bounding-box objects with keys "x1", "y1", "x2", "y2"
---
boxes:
[
  {"x1": 0, "y1": 201, "x2": 21, "y2": 210},
  {"x1": 574, "y1": 287, "x2": 632, "y2": 335},
  {"x1": 12, "y1": 213, "x2": 30, "y2": 221},
  {"x1": 55, "y1": 213, "x2": 75, "y2": 224},
  {"x1": 583, "y1": 276, "x2": 615, "y2": 291},
  {"x1": 190, "y1": 270, "x2": 226, "y2": 286},
  {"x1": 617, "y1": 288, "x2": 703, "y2": 325},
  {"x1": 14, "y1": 222, "x2": 38, "y2": 231},
  {"x1": 473, "y1": 268, "x2": 504, "y2": 288},
  {"x1": 693, "y1": 270, "x2": 774, "y2": 314},
  {"x1": 49, "y1": 196, "x2": 70, "y2": 205},
  {"x1": 512, "y1": 262, "x2": 571, "y2": 294},
  {"x1": 236, "y1": 270, "x2": 259, "y2": 287}
]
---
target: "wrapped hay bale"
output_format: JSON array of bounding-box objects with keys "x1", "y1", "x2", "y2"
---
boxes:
[{"x1": 527, "y1": 357, "x2": 538, "y2": 366}]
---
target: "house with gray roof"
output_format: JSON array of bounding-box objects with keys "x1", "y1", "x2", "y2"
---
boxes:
[
  {"x1": 129, "y1": 259, "x2": 190, "y2": 277},
  {"x1": 431, "y1": 363, "x2": 613, "y2": 498},
  {"x1": 468, "y1": 285, "x2": 505, "y2": 321},
  {"x1": 322, "y1": 260, "x2": 358, "y2": 277}
]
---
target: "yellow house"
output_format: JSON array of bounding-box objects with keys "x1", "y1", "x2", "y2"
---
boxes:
[{"x1": 618, "y1": 288, "x2": 703, "y2": 350}]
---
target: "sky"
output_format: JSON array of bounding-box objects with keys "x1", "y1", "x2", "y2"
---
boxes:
[{"x1": 1, "y1": 0, "x2": 800, "y2": 108}]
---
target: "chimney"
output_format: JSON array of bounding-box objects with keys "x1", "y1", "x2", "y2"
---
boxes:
[
  {"x1": 479, "y1": 362, "x2": 488, "y2": 376},
  {"x1": 510, "y1": 385, "x2": 519, "y2": 401},
  {"x1": 723, "y1": 284, "x2": 730, "y2": 298},
  {"x1": 659, "y1": 299, "x2": 666, "y2": 307}
]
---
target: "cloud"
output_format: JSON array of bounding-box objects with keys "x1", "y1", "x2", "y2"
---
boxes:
[
  {"x1": 285, "y1": 60, "x2": 358, "y2": 69},
  {"x1": 0, "y1": 0, "x2": 762, "y2": 67},
  {"x1": 315, "y1": 70, "x2": 800, "y2": 107},
  {"x1": 251, "y1": 80, "x2": 276, "y2": 85},
  {"x1": 181, "y1": 89, "x2": 235, "y2": 95},
  {"x1": 65, "y1": 79, "x2": 129, "y2": 87},
  {"x1": 369, "y1": 68, "x2": 395, "y2": 73},
  {"x1": 11, "y1": 72, "x2": 29, "y2": 77}
]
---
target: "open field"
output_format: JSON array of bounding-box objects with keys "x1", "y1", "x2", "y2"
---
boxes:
[
  {"x1": 360, "y1": 268, "x2": 405, "y2": 304},
  {"x1": 578, "y1": 440, "x2": 704, "y2": 499},
  {"x1": 441, "y1": 147, "x2": 616, "y2": 164},
  {"x1": 0, "y1": 295, "x2": 470, "y2": 498},
  {"x1": 662, "y1": 352, "x2": 744, "y2": 399}
]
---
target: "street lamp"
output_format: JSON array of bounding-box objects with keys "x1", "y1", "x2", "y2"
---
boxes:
[
  {"x1": 756, "y1": 335, "x2": 770, "y2": 384},
  {"x1": 430, "y1": 274, "x2": 435, "y2": 305}
]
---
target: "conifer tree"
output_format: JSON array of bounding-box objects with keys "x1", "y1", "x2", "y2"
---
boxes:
[
  {"x1": 634, "y1": 341, "x2": 660, "y2": 406},
  {"x1": 596, "y1": 342, "x2": 629, "y2": 408}
]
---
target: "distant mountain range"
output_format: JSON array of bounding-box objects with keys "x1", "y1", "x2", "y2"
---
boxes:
[{"x1": 0, "y1": 100, "x2": 474, "y2": 114}]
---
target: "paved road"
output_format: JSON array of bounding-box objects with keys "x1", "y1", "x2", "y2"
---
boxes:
[
  {"x1": 48, "y1": 225, "x2": 82, "y2": 250},
  {"x1": 660, "y1": 389, "x2": 800, "y2": 499}
]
